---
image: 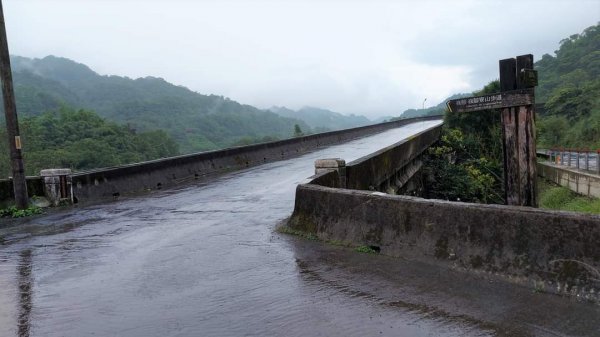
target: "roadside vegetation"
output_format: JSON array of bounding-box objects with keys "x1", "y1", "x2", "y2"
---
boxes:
[
  {"x1": 422, "y1": 23, "x2": 599, "y2": 206},
  {"x1": 0, "y1": 205, "x2": 43, "y2": 218},
  {"x1": 536, "y1": 24, "x2": 600, "y2": 149},
  {"x1": 538, "y1": 179, "x2": 600, "y2": 214},
  {"x1": 0, "y1": 107, "x2": 179, "y2": 176},
  {"x1": 423, "y1": 81, "x2": 504, "y2": 204}
]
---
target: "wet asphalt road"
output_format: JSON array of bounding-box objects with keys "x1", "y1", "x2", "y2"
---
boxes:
[{"x1": 0, "y1": 120, "x2": 598, "y2": 337}]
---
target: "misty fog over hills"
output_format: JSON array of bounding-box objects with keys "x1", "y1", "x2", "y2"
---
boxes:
[{"x1": 9, "y1": 55, "x2": 316, "y2": 153}]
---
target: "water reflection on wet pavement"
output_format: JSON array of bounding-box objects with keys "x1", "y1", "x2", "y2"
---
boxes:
[{"x1": 0, "y1": 120, "x2": 597, "y2": 337}]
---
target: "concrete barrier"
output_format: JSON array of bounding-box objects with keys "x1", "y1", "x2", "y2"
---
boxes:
[
  {"x1": 345, "y1": 125, "x2": 442, "y2": 193},
  {"x1": 287, "y1": 123, "x2": 600, "y2": 301},
  {"x1": 288, "y1": 184, "x2": 600, "y2": 301},
  {"x1": 538, "y1": 162, "x2": 600, "y2": 198},
  {"x1": 70, "y1": 116, "x2": 441, "y2": 204}
]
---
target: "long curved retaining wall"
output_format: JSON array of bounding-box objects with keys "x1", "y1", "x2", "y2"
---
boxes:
[{"x1": 0, "y1": 115, "x2": 442, "y2": 205}]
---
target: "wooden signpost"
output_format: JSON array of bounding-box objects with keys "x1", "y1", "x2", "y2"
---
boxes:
[{"x1": 446, "y1": 54, "x2": 538, "y2": 207}]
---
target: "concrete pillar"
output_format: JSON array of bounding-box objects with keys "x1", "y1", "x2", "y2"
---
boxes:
[
  {"x1": 40, "y1": 169, "x2": 72, "y2": 206},
  {"x1": 585, "y1": 152, "x2": 589, "y2": 171},
  {"x1": 315, "y1": 158, "x2": 346, "y2": 188},
  {"x1": 576, "y1": 152, "x2": 580, "y2": 169},
  {"x1": 560, "y1": 151, "x2": 565, "y2": 165},
  {"x1": 567, "y1": 152, "x2": 571, "y2": 166}
]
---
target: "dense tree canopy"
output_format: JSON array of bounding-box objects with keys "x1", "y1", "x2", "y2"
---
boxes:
[
  {"x1": 423, "y1": 23, "x2": 600, "y2": 204},
  {"x1": 0, "y1": 107, "x2": 179, "y2": 177},
  {"x1": 424, "y1": 81, "x2": 504, "y2": 204},
  {"x1": 536, "y1": 23, "x2": 600, "y2": 149},
  {"x1": 7, "y1": 55, "x2": 311, "y2": 153}
]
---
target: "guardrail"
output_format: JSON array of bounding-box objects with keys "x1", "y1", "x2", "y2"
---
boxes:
[{"x1": 539, "y1": 148, "x2": 600, "y2": 175}]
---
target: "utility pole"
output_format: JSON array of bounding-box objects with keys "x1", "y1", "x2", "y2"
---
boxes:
[{"x1": 0, "y1": 0, "x2": 28, "y2": 209}]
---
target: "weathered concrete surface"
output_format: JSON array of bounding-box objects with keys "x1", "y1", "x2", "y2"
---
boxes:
[
  {"x1": 291, "y1": 238, "x2": 600, "y2": 337},
  {"x1": 40, "y1": 169, "x2": 73, "y2": 206},
  {"x1": 288, "y1": 184, "x2": 600, "y2": 301},
  {"x1": 345, "y1": 124, "x2": 442, "y2": 191},
  {"x1": 538, "y1": 161, "x2": 600, "y2": 198}
]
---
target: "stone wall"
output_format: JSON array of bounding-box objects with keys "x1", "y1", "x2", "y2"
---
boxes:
[
  {"x1": 288, "y1": 184, "x2": 600, "y2": 301},
  {"x1": 287, "y1": 122, "x2": 600, "y2": 301},
  {"x1": 345, "y1": 125, "x2": 441, "y2": 192}
]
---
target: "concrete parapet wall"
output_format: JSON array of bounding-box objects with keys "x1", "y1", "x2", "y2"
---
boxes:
[
  {"x1": 304, "y1": 123, "x2": 442, "y2": 195},
  {"x1": 345, "y1": 125, "x2": 442, "y2": 191},
  {"x1": 64, "y1": 115, "x2": 441, "y2": 204},
  {"x1": 288, "y1": 184, "x2": 600, "y2": 300},
  {"x1": 538, "y1": 162, "x2": 600, "y2": 198}
]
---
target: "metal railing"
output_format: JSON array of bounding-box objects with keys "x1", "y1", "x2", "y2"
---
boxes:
[{"x1": 542, "y1": 148, "x2": 600, "y2": 175}]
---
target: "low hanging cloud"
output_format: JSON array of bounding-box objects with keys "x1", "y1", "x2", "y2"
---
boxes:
[{"x1": 5, "y1": 0, "x2": 599, "y2": 118}]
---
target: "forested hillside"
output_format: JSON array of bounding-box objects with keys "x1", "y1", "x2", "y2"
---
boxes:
[
  {"x1": 270, "y1": 106, "x2": 371, "y2": 132},
  {"x1": 536, "y1": 23, "x2": 600, "y2": 148},
  {"x1": 7, "y1": 55, "x2": 310, "y2": 153},
  {"x1": 423, "y1": 23, "x2": 600, "y2": 205},
  {"x1": 0, "y1": 107, "x2": 179, "y2": 176}
]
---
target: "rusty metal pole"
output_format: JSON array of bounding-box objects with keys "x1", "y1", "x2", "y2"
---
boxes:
[{"x1": 0, "y1": 0, "x2": 28, "y2": 209}]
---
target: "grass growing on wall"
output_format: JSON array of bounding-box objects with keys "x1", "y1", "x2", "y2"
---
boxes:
[{"x1": 538, "y1": 179, "x2": 600, "y2": 214}]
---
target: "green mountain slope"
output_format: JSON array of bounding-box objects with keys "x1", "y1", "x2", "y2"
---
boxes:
[
  {"x1": 536, "y1": 23, "x2": 600, "y2": 149},
  {"x1": 7, "y1": 55, "x2": 310, "y2": 153},
  {"x1": 0, "y1": 107, "x2": 179, "y2": 176}
]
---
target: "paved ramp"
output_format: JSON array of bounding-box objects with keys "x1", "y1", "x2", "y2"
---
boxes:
[{"x1": 0, "y1": 119, "x2": 597, "y2": 337}]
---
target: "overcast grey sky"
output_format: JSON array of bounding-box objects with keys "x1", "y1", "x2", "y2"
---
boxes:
[{"x1": 4, "y1": 0, "x2": 599, "y2": 118}]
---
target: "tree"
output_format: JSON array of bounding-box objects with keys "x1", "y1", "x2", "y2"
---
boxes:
[
  {"x1": 293, "y1": 124, "x2": 303, "y2": 137},
  {"x1": 7, "y1": 106, "x2": 180, "y2": 175}
]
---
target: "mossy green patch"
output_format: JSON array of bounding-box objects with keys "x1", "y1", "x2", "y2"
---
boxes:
[
  {"x1": 354, "y1": 245, "x2": 379, "y2": 254},
  {"x1": 0, "y1": 205, "x2": 43, "y2": 218},
  {"x1": 276, "y1": 225, "x2": 319, "y2": 241}
]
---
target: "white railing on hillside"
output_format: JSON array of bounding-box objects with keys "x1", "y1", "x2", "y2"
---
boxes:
[{"x1": 541, "y1": 148, "x2": 600, "y2": 175}]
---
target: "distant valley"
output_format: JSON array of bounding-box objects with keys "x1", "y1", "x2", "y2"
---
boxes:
[{"x1": 8, "y1": 56, "x2": 384, "y2": 150}]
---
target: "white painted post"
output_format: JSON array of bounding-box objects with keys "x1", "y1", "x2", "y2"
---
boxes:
[{"x1": 314, "y1": 158, "x2": 346, "y2": 188}]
